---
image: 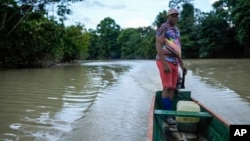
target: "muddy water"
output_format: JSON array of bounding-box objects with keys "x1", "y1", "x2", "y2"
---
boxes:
[
  {"x1": 0, "y1": 59, "x2": 249, "y2": 141},
  {"x1": 184, "y1": 59, "x2": 250, "y2": 124},
  {"x1": 0, "y1": 62, "x2": 130, "y2": 141}
]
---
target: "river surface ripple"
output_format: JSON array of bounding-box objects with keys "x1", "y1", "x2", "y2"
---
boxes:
[{"x1": 0, "y1": 59, "x2": 249, "y2": 141}]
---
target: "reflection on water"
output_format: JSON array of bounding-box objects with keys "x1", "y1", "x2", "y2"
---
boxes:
[{"x1": 0, "y1": 62, "x2": 130, "y2": 141}]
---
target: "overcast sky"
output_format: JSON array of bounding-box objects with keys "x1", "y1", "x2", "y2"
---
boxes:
[{"x1": 61, "y1": 0, "x2": 218, "y2": 29}]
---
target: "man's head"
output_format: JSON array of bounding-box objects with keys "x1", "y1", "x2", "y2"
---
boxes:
[{"x1": 167, "y1": 8, "x2": 179, "y2": 25}]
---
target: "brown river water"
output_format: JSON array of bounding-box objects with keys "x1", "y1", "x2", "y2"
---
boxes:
[{"x1": 0, "y1": 59, "x2": 250, "y2": 141}]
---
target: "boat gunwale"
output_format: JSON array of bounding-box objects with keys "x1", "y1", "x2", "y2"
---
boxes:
[
  {"x1": 191, "y1": 97, "x2": 230, "y2": 128},
  {"x1": 147, "y1": 95, "x2": 155, "y2": 141}
]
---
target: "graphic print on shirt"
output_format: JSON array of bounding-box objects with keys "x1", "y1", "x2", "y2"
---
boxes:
[{"x1": 164, "y1": 27, "x2": 181, "y2": 59}]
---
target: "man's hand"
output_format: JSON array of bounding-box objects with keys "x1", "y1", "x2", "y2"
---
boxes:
[
  {"x1": 179, "y1": 60, "x2": 187, "y2": 75},
  {"x1": 181, "y1": 65, "x2": 187, "y2": 75},
  {"x1": 163, "y1": 61, "x2": 171, "y2": 73}
]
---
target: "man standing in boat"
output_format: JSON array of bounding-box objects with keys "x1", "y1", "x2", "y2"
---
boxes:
[{"x1": 155, "y1": 8, "x2": 187, "y2": 124}]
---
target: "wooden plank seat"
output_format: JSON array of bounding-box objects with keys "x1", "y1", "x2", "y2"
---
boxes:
[
  {"x1": 156, "y1": 109, "x2": 212, "y2": 141},
  {"x1": 154, "y1": 109, "x2": 213, "y2": 118}
]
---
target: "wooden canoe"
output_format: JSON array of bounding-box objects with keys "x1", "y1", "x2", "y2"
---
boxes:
[{"x1": 147, "y1": 90, "x2": 230, "y2": 141}]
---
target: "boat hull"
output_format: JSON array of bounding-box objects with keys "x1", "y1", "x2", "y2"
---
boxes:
[{"x1": 147, "y1": 90, "x2": 230, "y2": 141}]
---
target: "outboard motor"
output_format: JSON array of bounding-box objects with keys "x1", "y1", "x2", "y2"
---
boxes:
[
  {"x1": 176, "y1": 76, "x2": 183, "y2": 89},
  {"x1": 176, "y1": 66, "x2": 186, "y2": 89}
]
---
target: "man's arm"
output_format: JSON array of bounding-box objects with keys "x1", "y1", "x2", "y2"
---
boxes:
[
  {"x1": 179, "y1": 60, "x2": 187, "y2": 75},
  {"x1": 156, "y1": 37, "x2": 170, "y2": 73}
]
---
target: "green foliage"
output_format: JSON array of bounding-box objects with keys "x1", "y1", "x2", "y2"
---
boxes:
[
  {"x1": 231, "y1": 0, "x2": 250, "y2": 56},
  {"x1": 181, "y1": 34, "x2": 199, "y2": 58},
  {"x1": 96, "y1": 17, "x2": 121, "y2": 59},
  {"x1": 137, "y1": 27, "x2": 156, "y2": 59},
  {"x1": 62, "y1": 24, "x2": 89, "y2": 62},
  {"x1": 0, "y1": 0, "x2": 21, "y2": 35},
  {"x1": 199, "y1": 13, "x2": 231, "y2": 58},
  {"x1": 86, "y1": 29, "x2": 100, "y2": 59},
  {"x1": 177, "y1": 3, "x2": 199, "y2": 58},
  {"x1": 0, "y1": 0, "x2": 88, "y2": 68},
  {"x1": 1, "y1": 0, "x2": 250, "y2": 68},
  {"x1": 153, "y1": 10, "x2": 167, "y2": 28},
  {"x1": 118, "y1": 28, "x2": 139, "y2": 59},
  {"x1": 167, "y1": 0, "x2": 249, "y2": 58},
  {"x1": 169, "y1": 0, "x2": 194, "y2": 9},
  {"x1": 179, "y1": 3, "x2": 195, "y2": 34},
  {"x1": 0, "y1": 9, "x2": 64, "y2": 67},
  {"x1": 117, "y1": 27, "x2": 155, "y2": 59},
  {"x1": 14, "y1": 16, "x2": 64, "y2": 66}
]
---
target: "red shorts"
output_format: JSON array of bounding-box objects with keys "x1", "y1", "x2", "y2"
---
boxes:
[{"x1": 156, "y1": 60, "x2": 178, "y2": 89}]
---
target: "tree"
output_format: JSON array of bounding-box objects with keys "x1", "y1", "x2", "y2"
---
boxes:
[
  {"x1": 230, "y1": 0, "x2": 250, "y2": 56},
  {"x1": 210, "y1": 0, "x2": 246, "y2": 57},
  {"x1": 198, "y1": 13, "x2": 231, "y2": 58},
  {"x1": 96, "y1": 17, "x2": 121, "y2": 59},
  {"x1": 169, "y1": 0, "x2": 194, "y2": 9},
  {"x1": 0, "y1": 0, "x2": 76, "y2": 36},
  {"x1": 0, "y1": 0, "x2": 86, "y2": 68},
  {"x1": 87, "y1": 29, "x2": 100, "y2": 59},
  {"x1": 178, "y1": 3, "x2": 199, "y2": 58},
  {"x1": 153, "y1": 10, "x2": 167, "y2": 29},
  {"x1": 62, "y1": 24, "x2": 90, "y2": 62},
  {"x1": 6, "y1": 15, "x2": 65, "y2": 67},
  {"x1": 136, "y1": 27, "x2": 156, "y2": 59},
  {"x1": 118, "y1": 28, "x2": 141, "y2": 59}
]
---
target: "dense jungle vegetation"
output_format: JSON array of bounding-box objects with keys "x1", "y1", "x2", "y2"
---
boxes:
[{"x1": 0, "y1": 0, "x2": 249, "y2": 68}]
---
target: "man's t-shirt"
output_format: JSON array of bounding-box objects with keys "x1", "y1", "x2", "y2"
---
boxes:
[{"x1": 156, "y1": 22, "x2": 181, "y2": 64}]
